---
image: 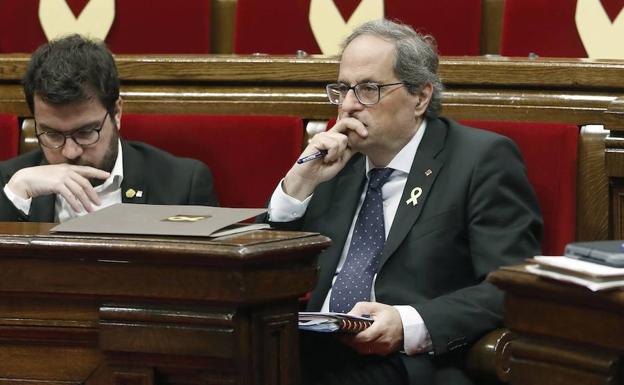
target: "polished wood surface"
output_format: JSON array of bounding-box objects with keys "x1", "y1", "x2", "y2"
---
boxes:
[
  {"x1": 2, "y1": 55, "x2": 624, "y2": 122},
  {"x1": 0, "y1": 222, "x2": 331, "y2": 385},
  {"x1": 489, "y1": 266, "x2": 624, "y2": 385}
]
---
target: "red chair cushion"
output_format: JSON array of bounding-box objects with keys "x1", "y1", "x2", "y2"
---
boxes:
[
  {"x1": 500, "y1": 0, "x2": 586, "y2": 57},
  {"x1": 0, "y1": 114, "x2": 19, "y2": 161},
  {"x1": 120, "y1": 114, "x2": 303, "y2": 208},
  {"x1": 0, "y1": 0, "x2": 211, "y2": 54},
  {"x1": 234, "y1": 0, "x2": 481, "y2": 55},
  {"x1": 462, "y1": 120, "x2": 578, "y2": 255}
]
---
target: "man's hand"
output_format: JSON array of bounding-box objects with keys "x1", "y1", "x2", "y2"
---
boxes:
[
  {"x1": 340, "y1": 302, "x2": 404, "y2": 356},
  {"x1": 7, "y1": 164, "x2": 110, "y2": 213},
  {"x1": 282, "y1": 117, "x2": 368, "y2": 201}
]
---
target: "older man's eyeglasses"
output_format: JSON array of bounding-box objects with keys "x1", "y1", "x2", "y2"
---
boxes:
[
  {"x1": 36, "y1": 112, "x2": 109, "y2": 149},
  {"x1": 325, "y1": 82, "x2": 405, "y2": 106}
]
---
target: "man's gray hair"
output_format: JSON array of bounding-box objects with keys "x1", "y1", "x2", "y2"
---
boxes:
[{"x1": 341, "y1": 19, "x2": 443, "y2": 117}]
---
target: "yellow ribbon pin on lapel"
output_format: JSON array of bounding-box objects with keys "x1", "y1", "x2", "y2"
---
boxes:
[{"x1": 406, "y1": 187, "x2": 422, "y2": 206}]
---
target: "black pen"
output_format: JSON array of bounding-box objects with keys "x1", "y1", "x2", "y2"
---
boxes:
[{"x1": 297, "y1": 149, "x2": 328, "y2": 164}]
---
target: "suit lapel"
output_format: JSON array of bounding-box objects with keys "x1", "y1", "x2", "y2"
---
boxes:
[
  {"x1": 120, "y1": 141, "x2": 147, "y2": 204},
  {"x1": 380, "y1": 119, "x2": 448, "y2": 266}
]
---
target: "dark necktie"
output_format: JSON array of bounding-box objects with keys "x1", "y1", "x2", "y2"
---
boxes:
[{"x1": 329, "y1": 167, "x2": 394, "y2": 313}]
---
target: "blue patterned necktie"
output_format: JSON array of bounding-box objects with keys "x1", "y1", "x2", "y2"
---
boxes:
[{"x1": 329, "y1": 167, "x2": 394, "y2": 313}]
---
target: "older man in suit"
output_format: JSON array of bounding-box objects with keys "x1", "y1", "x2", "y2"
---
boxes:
[
  {"x1": 267, "y1": 19, "x2": 542, "y2": 385},
  {"x1": 0, "y1": 34, "x2": 217, "y2": 222}
]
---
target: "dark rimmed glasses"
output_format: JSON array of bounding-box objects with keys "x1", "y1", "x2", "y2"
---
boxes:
[
  {"x1": 36, "y1": 112, "x2": 109, "y2": 149},
  {"x1": 325, "y1": 82, "x2": 405, "y2": 105}
]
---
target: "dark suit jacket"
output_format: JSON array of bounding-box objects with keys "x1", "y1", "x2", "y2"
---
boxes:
[
  {"x1": 272, "y1": 117, "x2": 543, "y2": 383},
  {"x1": 0, "y1": 141, "x2": 218, "y2": 222}
]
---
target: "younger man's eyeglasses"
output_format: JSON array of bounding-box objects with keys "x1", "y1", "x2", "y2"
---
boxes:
[{"x1": 36, "y1": 112, "x2": 109, "y2": 149}]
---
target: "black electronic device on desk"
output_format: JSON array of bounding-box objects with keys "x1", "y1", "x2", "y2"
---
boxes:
[{"x1": 565, "y1": 241, "x2": 624, "y2": 268}]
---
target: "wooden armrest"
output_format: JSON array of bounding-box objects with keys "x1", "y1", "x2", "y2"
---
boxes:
[{"x1": 466, "y1": 328, "x2": 514, "y2": 384}]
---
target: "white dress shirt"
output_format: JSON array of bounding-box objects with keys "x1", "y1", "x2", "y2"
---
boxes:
[
  {"x1": 3, "y1": 140, "x2": 124, "y2": 222},
  {"x1": 269, "y1": 120, "x2": 432, "y2": 355}
]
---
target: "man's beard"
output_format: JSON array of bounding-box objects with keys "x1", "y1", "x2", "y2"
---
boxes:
[{"x1": 67, "y1": 127, "x2": 119, "y2": 187}]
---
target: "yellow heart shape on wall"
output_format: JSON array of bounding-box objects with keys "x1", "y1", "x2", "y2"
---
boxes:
[
  {"x1": 309, "y1": 0, "x2": 384, "y2": 56},
  {"x1": 576, "y1": 0, "x2": 624, "y2": 59},
  {"x1": 39, "y1": 0, "x2": 115, "y2": 41}
]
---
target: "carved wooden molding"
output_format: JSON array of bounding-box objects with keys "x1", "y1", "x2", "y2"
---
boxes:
[{"x1": 2, "y1": 55, "x2": 624, "y2": 124}]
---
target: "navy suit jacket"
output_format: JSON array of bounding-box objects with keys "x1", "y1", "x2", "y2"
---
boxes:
[
  {"x1": 0, "y1": 141, "x2": 218, "y2": 222},
  {"x1": 271, "y1": 117, "x2": 543, "y2": 382}
]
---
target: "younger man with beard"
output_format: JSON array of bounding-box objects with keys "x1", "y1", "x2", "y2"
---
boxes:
[{"x1": 0, "y1": 34, "x2": 217, "y2": 222}]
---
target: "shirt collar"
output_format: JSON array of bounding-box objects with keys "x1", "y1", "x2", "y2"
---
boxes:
[{"x1": 365, "y1": 119, "x2": 427, "y2": 176}]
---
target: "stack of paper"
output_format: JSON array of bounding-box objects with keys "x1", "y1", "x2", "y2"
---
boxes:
[{"x1": 526, "y1": 256, "x2": 624, "y2": 291}]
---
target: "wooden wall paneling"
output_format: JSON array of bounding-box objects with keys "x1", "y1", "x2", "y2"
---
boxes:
[
  {"x1": 2, "y1": 55, "x2": 624, "y2": 122},
  {"x1": 481, "y1": 0, "x2": 505, "y2": 55},
  {"x1": 604, "y1": 96, "x2": 624, "y2": 239},
  {"x1": 490, "y1": 267, "x2": 624, "y2": 385},
  {"x1": 510, "y1": 338, "x2": 620, "y2": 385},
  {"x1": 0, "y1": 223, "x2": 330, "y2": 384},
  {"x1": 577, "y1": 125, "x2": 610, "y2": 241},
  {"x1": 212, "y1": 0, "x2": 237, "y2": 54}
]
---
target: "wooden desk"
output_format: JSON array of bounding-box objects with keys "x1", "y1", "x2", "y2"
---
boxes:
[
  {"x1": 0, "y1": 222, "x2": 330, "y2": 385},
  {"x1": 488, "y1": 266, "x2": 624, "y2": 385}
]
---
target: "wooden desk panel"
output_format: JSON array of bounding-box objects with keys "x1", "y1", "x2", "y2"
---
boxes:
[
  {"x1": 0, "y1": 222, "x2": 331, "y2": 385},
  {"x1": 489, "y1": 266, "x2": 624, "y2": 385}
]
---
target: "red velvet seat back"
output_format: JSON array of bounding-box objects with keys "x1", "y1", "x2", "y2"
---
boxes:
[
  {"x1": 120, "y1": 115, "x2": 303, "y2": 208},
  {"x1": 0, "y1": 0, "x2": 211, "y2": 54},
  {"x1": 461, "y1": 120, "x2": 578, "y2": 255},
  {"x1": 0, "y1": 114, "x2": 19, "y2": 161},
  {"x1": 499, "y1": 0, "x2": 624, "y2": 57},
  {"x1": 234, "y1": 0, "x2": 482, "y2": 55}
]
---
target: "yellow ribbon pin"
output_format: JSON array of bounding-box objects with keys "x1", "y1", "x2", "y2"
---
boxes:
[{"x1": 406, "y1": 187, "x2": 423, "y2": 206}]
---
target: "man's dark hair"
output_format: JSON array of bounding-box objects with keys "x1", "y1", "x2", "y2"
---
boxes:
[{"x1": 23, "y1": 34, "x2": 120, "y2": 116}]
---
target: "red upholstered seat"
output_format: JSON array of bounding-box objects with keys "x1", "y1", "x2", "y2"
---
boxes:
[
  {"x1": 234, "y1": 0, "x2": 482, "y2": 55},
  {"x1": 0, "y1": 0, "x2": 211, "y2": 54},
  {"x1": 461, "y1": 120, "x2": 578, "y2": 256},
  {"x1": 120, "y1": 114, "x2": 303, "y2": 208},
  {"x1": 0, "y1": 114, "x2": 19, "y2": 161},
  {"x1": 499, "y1": 0, "x2": 621, "y2": 57}
]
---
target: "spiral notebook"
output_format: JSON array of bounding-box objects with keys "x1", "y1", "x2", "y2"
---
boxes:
[{"x1": 298, "y1": 312, "x2": 373, "y2": 333}]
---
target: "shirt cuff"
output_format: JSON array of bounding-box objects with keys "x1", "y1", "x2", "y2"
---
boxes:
[
  {"x1": 394, "y1": 305, "x2": 433, "y2": 355},
  {"x1": 3, "y1": 184, "x2": 32, "y2": 215},
  {"x1": 267, "y1": 179, "x2": 311, "y2": 222}
]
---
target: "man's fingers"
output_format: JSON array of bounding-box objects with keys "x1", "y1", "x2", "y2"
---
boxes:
[
  {"x1": 71, "y1": 172, "x2": 102, "y2": 206},
  {"x1": 331, "y1": 117, "x2": 368, "y2": 138},
  {"x1": 71, "y1": 165, "x2": 110, "y2": 180},
  {"x1": 57, "y1": 184, "x2": 86, "y2": 213},
  {"x1": 65, "y1": 178, "x2": 94, "y2": 212}
]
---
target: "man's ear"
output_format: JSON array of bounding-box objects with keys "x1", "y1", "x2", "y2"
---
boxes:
[
  {"x1": 114, "y1": 97, "x2": 123, "y2": 130},
  {"x1": 414, "y1": 83, "x2": 433, "y2": 118}
]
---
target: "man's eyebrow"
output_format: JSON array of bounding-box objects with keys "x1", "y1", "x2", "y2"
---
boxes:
[
  {"x1": 37, "y1": 120, "x2": 101, "y2": 133},
  {"x1": 337, "y1": 78, "x2": 378, "y2": 85}
]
